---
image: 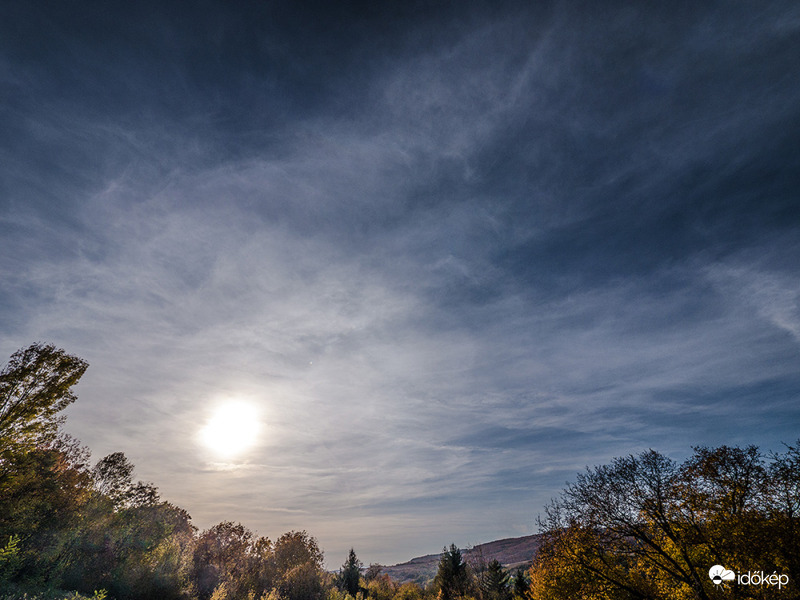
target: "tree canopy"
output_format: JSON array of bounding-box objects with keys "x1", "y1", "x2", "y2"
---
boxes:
[
  {"x1": 529, "y1": 444, "x2": 800, "y2": 600},
  {"x1": 0, "y1": 343, "x2": 88, "y2": 454}
]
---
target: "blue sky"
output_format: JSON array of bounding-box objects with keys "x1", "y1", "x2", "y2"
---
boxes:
[{"x1": 2, "y1": 1, "x2": 799, "y2": 566}]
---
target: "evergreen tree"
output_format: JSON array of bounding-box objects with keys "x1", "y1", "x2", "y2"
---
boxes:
[
  {"x1": 434, "y1": 544, "x2": 471, "y2": 600},
  {"x1": 511, "y1": 567, "x2": 528, "y2": 600},
  {"x1": 339, "y1": 548, "x2": 362, "y2": 598},
  {"x1": 480, "y1": 560, "x2": 510, "y2": 600}
]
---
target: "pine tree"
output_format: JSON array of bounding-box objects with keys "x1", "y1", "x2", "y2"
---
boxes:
[
  {"x1": 434, "y1": 544, "x2": 471, "y2": 600},
  {"x1": 339, "y1": 548, "x2": 362, "y2": 598},
  {"x1": 480, "y1": 559, "x2": 510, "y2": 600},
  {"x1": 512, "y1": 567, "x2": 529, "y2": 600}
]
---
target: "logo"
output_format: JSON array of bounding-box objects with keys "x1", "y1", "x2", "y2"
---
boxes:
[
  {"x1": 709, "y1": 565, "x2": 735, "y2": 585},
  {"x1": 708, "y1": 565, "x2": 789, "y2": 590}
]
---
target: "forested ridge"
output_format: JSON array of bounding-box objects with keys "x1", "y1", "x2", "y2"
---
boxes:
[{"x1": 1, "y1": 344, "x2": 797, "y2": 600}]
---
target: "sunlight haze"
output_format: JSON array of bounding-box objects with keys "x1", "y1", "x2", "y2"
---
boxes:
[{"x1": 199, "y1": 401, "x2": 262, "y2": 459}]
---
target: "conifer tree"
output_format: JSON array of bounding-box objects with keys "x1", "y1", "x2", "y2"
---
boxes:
[
  {"x1": 434, "y1": 544, "x2": 471, "y2": 600},
  {"x1": 511, "y1": 567, "x2": 528, "y2": 600},
  {"x1": 339, "y1": 548, "x2": 362, "y2": 597},
  {"x1": 480, "y1": 559, "x2": 510, "y2": 600}
]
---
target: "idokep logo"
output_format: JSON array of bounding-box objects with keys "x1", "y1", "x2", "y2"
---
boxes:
[
  {"x1": 709, "y1": 565, "x2": 735, "y2": 585},
  {"x1": 708, "y1": 565, "x2": 790, "y2": 590}
]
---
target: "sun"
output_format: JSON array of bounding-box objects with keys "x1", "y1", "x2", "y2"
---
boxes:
[{"x1": 199, "y1": 401, "x2": 261, "y2": 458}]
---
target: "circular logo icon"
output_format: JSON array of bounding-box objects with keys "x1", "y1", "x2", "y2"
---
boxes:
[{"x1": 709, "y1": 565, "x2": 735, "y2": 585}]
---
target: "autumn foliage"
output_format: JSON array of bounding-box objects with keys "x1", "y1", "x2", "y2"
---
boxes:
[
  {"x1": 529, "y1": 445, "x2": 800, "y2": 600},
  {"x1": 2, "y1": 343, "x2": 797, "y2": 600}
]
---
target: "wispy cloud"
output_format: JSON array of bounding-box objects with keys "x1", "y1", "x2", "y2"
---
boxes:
[{"x1": 1, "y1": 0, "x2": 799, "y2": 566}]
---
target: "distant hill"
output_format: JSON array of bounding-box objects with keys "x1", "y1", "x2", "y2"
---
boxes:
[{"x1": 378, "y1": 534, "x2": 542, "y2": 584}]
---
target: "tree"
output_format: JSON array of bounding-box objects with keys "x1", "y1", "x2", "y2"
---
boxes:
[
  {"x1": 339, "y1": 548, "x2": 363, "y2": 598},
  {"x1": 0, "y1": 438, "x2": 100, "y2": 594},
  {"x1": 248, "y1": 534, "x2": 276, "y2": 595},
  {"x1": 281, "y1": 561, "x2": 325, "y2": 600},
  {"x1": 0, "y1": 534, "x2": 21, "y2": 583},
  {"x1": 93, "y1": 452, "x2": 160, "y2": 509},
  {"x1": 364, "y1": 563, "x2": 383, "y2": 582},
  {"x1": 534, "y1": 449, "x2": 713, "y2": 600},
  {"x1": 531, "y1": 444, "x2": 799, "y2": 600},
  {"x1": 479, "y1": 560, "x2": 509, "y2": 600},
  {"x1": 765, "y1": 441, "x2": 800, "y2": 583},
  {"x1": 273, "y1": 530, "x2": 325, "y2": 600},
  {"x1": 364, "y1": 573, "x2": 397, "y2": 600},
  {"x1": 192, "y1": 522, "x2": 256, "y2": 600},
  {"x1": 511, "y1": 567, "x2": 528, "y2": 600},
  {"x1": 0, "y1": 343, "x2": 88, "y2": 454},
  {"x1": 94, "y1": 452, "x2": 135, "y2": 502},
  {"x1": 527, "y1": 526, "x2": 603, "y2": 600},
  {"x1": 273, "y1": 530, "x2": 324, "y2": 575},
  {"x1": 395, "y1": 582, "x2": 424, "y2": 600},
  {"x1": 434, "y1": 544, "x2": 471, "y2": 600}
]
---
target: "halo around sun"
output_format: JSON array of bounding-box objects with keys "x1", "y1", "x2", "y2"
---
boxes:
[{"x1": 199, "y1": 401, "x2": 262, "y2": 458}]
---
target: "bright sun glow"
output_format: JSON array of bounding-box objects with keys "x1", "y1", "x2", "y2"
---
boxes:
[{"x1": 200, "y1": 402, "x2": 261, "y2": 458}]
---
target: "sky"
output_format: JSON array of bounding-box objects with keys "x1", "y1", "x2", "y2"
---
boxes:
[{"x1": 1, "y1": 0, "x2": 800, "y2": 567}]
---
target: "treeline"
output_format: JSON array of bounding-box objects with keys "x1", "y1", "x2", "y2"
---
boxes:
[
  {"x1": 2, "y1": 343, "x2": 798, "y2": 600},
  {"x1": 336, "y1": 546, "x2": 529, "y2": 600},
  {"x1": 0, "y1": 435, "x2": 350, "y2": 600},
  {"x1": 0, "y1": 344, "x2": 337, "y2": 600},
  {"x1": 0, "y1": 344, "x2": 529, "y2": 600}
]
